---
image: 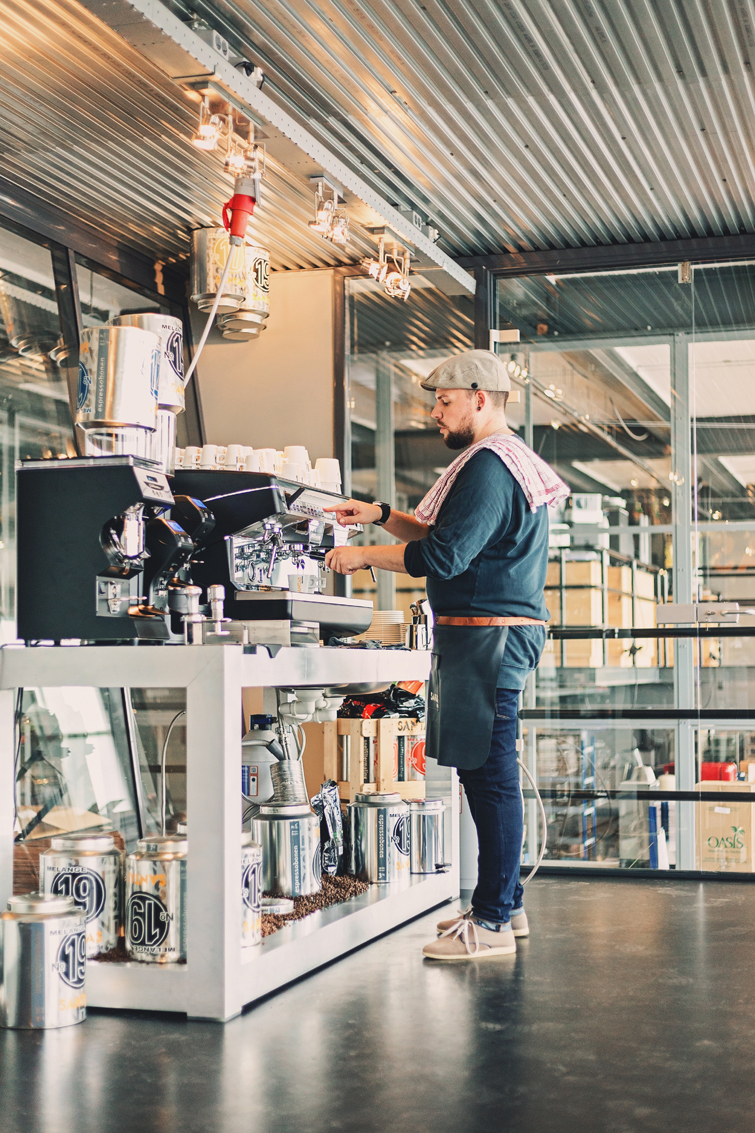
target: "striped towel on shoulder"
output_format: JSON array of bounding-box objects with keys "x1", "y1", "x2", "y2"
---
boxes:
[{"x1": 414, "y1": 432, "x2": 570, "y2": 524}]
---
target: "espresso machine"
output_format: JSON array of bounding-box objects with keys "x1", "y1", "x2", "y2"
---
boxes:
[{"x1": 170, "y1": 468, "x2": 372, "y2": 643}]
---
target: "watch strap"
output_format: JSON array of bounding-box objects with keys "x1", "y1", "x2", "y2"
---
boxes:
[{"x1": 372, "y1": 501, "x2": 391, "y2": 526}]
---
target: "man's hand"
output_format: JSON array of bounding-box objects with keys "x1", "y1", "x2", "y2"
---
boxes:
[
  {"x1": 323, "y1": 499, "x2": 382, "y2": 526},
  {"x1": 325, "y1": 546, "x2": 371, "y2": 575}
]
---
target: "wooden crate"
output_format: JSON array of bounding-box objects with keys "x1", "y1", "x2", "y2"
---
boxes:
[{"x1": 305, "y1": 718, "x2": 426, "y2": 803}]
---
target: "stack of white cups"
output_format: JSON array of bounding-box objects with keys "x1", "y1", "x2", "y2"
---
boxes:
[{"x1": 173, "y1": 446, "x2": 341, "y2": 486}]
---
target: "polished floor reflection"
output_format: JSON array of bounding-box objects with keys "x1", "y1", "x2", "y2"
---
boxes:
[{"x1": 1, "y1": 877, "x2": 753, "y2": 1133}]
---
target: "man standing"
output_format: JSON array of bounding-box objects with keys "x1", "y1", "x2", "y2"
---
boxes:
[{"x1": 325, "y1": 350, "x2": 568, "y2": 961}]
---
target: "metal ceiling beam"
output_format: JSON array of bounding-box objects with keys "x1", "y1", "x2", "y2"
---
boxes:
[
  {"x1": 77, "y1": 0, "x2": 474, "y2": 297},
  {"x1": 456, "y1": 233, "x2": 755, "y2": 277}
]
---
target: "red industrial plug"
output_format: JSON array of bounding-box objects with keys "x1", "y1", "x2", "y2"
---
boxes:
[{"x1": 222, "y1": 174, "x2": 257, "y2": 241}]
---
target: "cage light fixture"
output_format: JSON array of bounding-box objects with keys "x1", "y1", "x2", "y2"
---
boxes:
[
  {"x1": 192, "y1": 97, "x2": 223, "y2": 150},
  {"x1": 308, "y1": 179, "x2": 349, "y2": 244}
]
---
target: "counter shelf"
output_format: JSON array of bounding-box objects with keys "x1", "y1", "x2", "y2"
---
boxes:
[{"x1": 0, "y1": 643, "x2": 457, "y2": 1021}]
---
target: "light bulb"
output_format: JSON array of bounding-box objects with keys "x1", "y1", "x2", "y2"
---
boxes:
[
  {"x1": 192, "y1": 112, "x2": 223, "y2": 151},
  {"x1": 330, "y1": 214, "x2": 349, "y2": 244},
  {"x1": 507, "y1": 360, "x2": 517, "y2": 373},
  {"x1": 224, "y1": 148, "x2": 247, "y2": 174}
]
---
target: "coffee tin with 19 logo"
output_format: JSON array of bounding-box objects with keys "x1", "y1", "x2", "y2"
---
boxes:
[
  {"x1": 41, "y1": 833, "x2": 123, "y2": 958},
  {"x1": 241, "y1": 836, "x2": 262, "y2": 947},
  {"x1": 125, "y1": 835, "x2": 187, "y2": 964},
  {"x1": 0, "y1": 893, "x2": 86, "y2": 1029}
]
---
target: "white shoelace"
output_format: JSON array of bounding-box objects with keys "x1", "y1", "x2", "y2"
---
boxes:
[{"x1": 439, "y1": 916, "x2": 482, "y2": 955}]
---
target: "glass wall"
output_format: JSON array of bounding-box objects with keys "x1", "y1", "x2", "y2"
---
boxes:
[
  {"x1": 1, "y1": 214, "x2": 195, "y2": 887},
  {"x1": 345, "y1": 276, "x2": 474, "y2": 616},
  {"x1": 499, "y1": 262, "x2": 755, "y2": 875}
]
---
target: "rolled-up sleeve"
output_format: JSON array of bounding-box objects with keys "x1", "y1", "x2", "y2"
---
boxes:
[{"x1": 404, "y1": 452, "x2": 512, "y2": 581}]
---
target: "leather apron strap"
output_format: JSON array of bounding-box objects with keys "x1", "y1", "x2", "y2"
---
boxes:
[{"x1": 426, "y1": 624, "x2": 509, "y2": 772}]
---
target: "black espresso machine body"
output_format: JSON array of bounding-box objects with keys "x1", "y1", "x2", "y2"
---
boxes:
[{"x1": 17, "y1": 457, "x2": 181, "y2": 643}]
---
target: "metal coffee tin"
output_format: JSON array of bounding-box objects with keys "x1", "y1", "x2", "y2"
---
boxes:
[
  {"x1": 76, "y1": 326, "x2": 159, "y2": 431},
  {"x1": 125, "y1": 835, "x2": 187, "y2": 964},
  {"x1": 190, "y1": 228, "x2": 246, "y2": 312},
  {"x1": 219, "y1": 244, "x2": 270, "y2": 339},
  {"x1": 243, "y1": 244, "x2": 270, "y2": 313},
  {"x1": 0, "y1": 893, "x2": 86, "y2": 1029},
  {"x1": 409, "y1": 798, "x2": 446, "y2": 874},
  {"x1": 111, "y1": 313, "x2": 185, "y2": 410},
  {"x1": 251, "y1": 803, "x2": 322, "y2": 898},
  {"x1": 41, "y1": 833, "x2": 122, "y2": 958},
  {"x1": 241, "y1": 834, "x2": 262, "y2": 947},
  {"x1": 349, "y1": 793, "x2": 410, "y2": 884}
]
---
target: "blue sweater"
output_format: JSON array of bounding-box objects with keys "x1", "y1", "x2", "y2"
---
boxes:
[{"x1": 403, "y1": 449, "x2": 550, "y2": 690}]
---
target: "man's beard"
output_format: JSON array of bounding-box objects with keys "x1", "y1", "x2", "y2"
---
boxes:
[{"x1": 442, "y1": 418, "x2": 476, "y2": 450}]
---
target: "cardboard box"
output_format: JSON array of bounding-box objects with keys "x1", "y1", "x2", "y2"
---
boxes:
[
  {"x1": 696, "y1": 781, "x2": 755, "y2": 872},
  {"x1": 635, "y1": 570, "x2": 656, "y2": 600},
  {"x1": 565, "y1": 560, "x2": 603, "y2": 587},
  {"x1": 562, "y1": 638, "x2": 604, "y2": 667},
  {"x1": 607, "y1": 592, "x2": 632, "y2": 628},
  {"x1": 546, "y1": 560, "x2": 561, "y2": 588},
  {"x1": 607, "y1": 565, "x2": 632, "y2": 594},
  {"x1": 545, "y1": 590, "x2": 605, "y2": 626}
]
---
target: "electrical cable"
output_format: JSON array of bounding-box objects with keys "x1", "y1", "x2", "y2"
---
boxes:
[
  {"x1": 517, "y1": 757, "x2": 548, "y2": 885},
  {"x1": 184, "y1": 244, "x2": 235, "y2": 386},
  {"x1": 161, "y1": 709, "x2": 185, "y2": 836}
]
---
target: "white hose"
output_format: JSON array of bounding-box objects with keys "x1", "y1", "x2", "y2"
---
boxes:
[
  {"x1": 184, "y1": 242, "x2": 236, "y2": 385},
  {"x1": 517, "y1": 756, "x2": 548, "y2": 886}
]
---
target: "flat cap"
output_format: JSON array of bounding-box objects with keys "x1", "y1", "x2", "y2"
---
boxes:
[{"x1": 420, "y1": 349, "x2": 512, "y2": 393}]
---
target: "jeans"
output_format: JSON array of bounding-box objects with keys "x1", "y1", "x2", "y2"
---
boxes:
[{"x1": 457, "y1": 687, "x2": 524, "y2": 924}]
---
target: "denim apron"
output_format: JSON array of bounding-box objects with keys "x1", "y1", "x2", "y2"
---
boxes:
[{"x1": 425, "y1": 624, "x2": 509, "y2": 771}]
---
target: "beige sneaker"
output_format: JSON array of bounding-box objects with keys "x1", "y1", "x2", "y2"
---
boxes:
[
  {"x1": 423, "y1": 917, "x2": 516, "y2": 961},
  {"x1": 436, "y1": 906, "x2": 529, "y2": 938}
]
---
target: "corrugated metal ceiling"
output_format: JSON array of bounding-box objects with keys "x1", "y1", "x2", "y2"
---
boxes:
[
  {"x1": 188, "y1": 0, "x2": 755, "y2": 257},
  {"x1": 3, "y1": 0, "x2": 755, "y2": 270},
  {"x1": 0, "y1": 0, "x2": 377, "y2": 270}
]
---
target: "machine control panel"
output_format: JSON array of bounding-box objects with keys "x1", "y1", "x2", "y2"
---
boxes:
[{"x1": 133, "y1": 467, "x2": 174, "y2": 505}]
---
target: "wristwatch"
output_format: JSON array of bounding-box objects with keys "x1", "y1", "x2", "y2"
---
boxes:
[{"x1": 372, "y1": 501, "x2": 391, "y2": 526}]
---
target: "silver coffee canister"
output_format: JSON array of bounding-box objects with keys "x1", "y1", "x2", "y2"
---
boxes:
[
  {"x1": 190, "y1": 228, "x2": 246, "y2": 312},
  {"x1": 409, "y1": 799, "x2": 446, "y2": 874},
  {"x1": 349, "y1": 793, "x2": 410, "y2": 884},
  {"x1": 111, "y1": 314, "x2": 184, "y2": 409},
  {"x1": 125, "y1": 835, "x2": 187, "y2": 964},
  {"x1": 251, "y1": 803, "x2": 321, "y2": 898},
  {"x1": 40, "y1": 833, "x2": 122, "y2": 958},
  {"x1": 111, "y1": 313, "x2": 184, "y2": 475},
  {"x1": 0, "y1": 892, "x2": 86, "y2": 1029},
  {"x1": 241, "y1": 834, "x2": 263, "y2": 947},
  {"x1": 219, "y1": 244, "x2": 270, "y2": 340},
  {"x1": 76, "y1": 325, "x2": 159, "y2": 459}
]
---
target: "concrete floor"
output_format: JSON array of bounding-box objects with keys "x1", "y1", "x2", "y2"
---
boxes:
[{"x1": 1, "y1": 877, "x2": 754, "y2": 1133}]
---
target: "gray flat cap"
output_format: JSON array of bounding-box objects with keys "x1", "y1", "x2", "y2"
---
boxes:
[{"x1": 420, "y1": 349, "x2": 512, "y2": 392}]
